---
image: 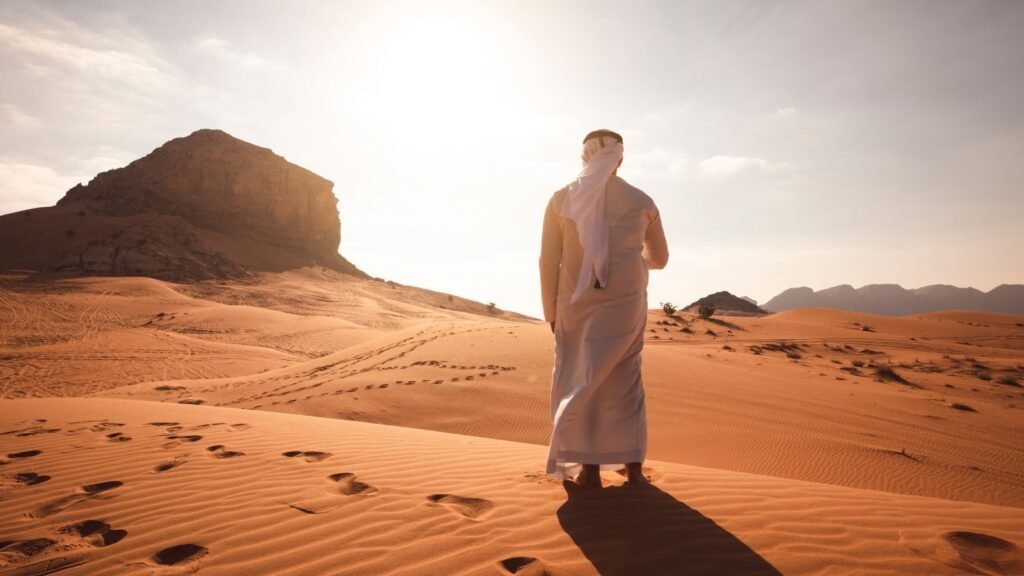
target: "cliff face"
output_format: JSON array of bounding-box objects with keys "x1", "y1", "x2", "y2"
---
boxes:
[
  {"x1": 1, "y1": 129, "x2": 363, "y2": 280},
  {"x1": 59, "y1": 129, "x2": 341, "y2": 261}
]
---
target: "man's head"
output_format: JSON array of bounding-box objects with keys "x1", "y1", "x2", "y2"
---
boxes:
[
  {"x1": 583, "y1": 129, "x2": 623, "y2": 146},
  {"x1": 582, "y1": 129, "x2": 624, "y2": 173}
]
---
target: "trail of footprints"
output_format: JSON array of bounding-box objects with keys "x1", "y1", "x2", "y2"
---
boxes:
[
  {"x1": 5, "y1": 415, "x2": 1018, "y2": 574},
  {"x1": 212, "y1": 325, "x2": 520, "y2": 407},
  {"x1": 1, "y1": 417, "x2": 502, "y2": 573}
]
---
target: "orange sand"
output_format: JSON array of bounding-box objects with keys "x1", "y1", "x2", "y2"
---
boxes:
[{"x1": 2, "y1": 270, "x2": 1023, "y2": 575}]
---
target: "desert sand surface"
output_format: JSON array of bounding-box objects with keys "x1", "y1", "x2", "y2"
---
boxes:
[{"x1": 3, "y1": 270, "x2": 1024, "y2": 575}]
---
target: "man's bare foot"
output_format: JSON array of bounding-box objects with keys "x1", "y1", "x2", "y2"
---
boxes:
[
  {"x1": 575, "y1": 464, "x2": 602, "y2": 488},
  {"x1": 625, "y1": 462, "x2": 650, "y2": 485}
]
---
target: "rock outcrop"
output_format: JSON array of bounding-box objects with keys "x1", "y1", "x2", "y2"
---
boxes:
[
  {"x1": 685, "y1": 291, "x2": 768, "y2": 316},
  {"x1": 0, "y1": 129, "x2": 363, "y2": 280}
]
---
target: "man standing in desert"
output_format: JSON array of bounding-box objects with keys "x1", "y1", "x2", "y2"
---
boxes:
[{"x1": 540, "y1": 129, "x2": 669, "y2": 488}]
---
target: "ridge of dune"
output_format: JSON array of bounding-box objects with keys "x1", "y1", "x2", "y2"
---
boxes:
[{"x1": 1, "y1": 398, "x2": 1022, "y2": 576}]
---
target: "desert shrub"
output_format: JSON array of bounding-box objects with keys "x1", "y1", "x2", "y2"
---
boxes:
[
  {"x1": 977, "y1": 372, "x2": 992, "y2": 381},
  {"x1": 861, "y1": 325, "x2": 875, "y2": 332},
  {"x1": 951, "y1": 403, "x2": 976, "y2": 412},
  {"x1": 997, "y1": 375, "x2": 1021, "y2": 388},
  {"x1": 448, "y1": 295, "x2": 454, "y2": 302},
  {"x1": 680, "y1": 327, "x2": 693, "y2": 334},
  {"x1": 660, "y1": 302, "x2": 677, "y2": 316},
  {"x1": 722, "y1": 345, "x2": 734, "y2": 352},
  {"x1": 786, "y1": 350, "x2": 802, "y2": 360},
  {"x1": 698, "y1": 303, "x2": 716, "y2": 319},
  {"x1": 749, "y1": 345, "x2": 763, "y2": 355},
  {"x1": 873, "y1": 365, "x2": 919, "y2": 387},
  {"x1": 705, "y1": 329, "x2": 717, "y2": 337},
  {"x1": 487, "y1": 302, "x2": 497, "y2": 313},
  {"x1": 851, "y1": 360, "x2": 865, "y2": 367}
]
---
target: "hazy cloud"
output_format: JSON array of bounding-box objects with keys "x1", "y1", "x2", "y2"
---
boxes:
[
  {"x1": 0, "y1": 159, "x2": 82, "y2": 214},
  {"x1": 0, "y1": 21, "x2": 172, "y2": 90},
  {"x1": 698, "y1": 155, "x2": 792, "y2": 176},
  {"x1": 0, "y1": 102, "x2": 39, "y2": 128},
  {"x1": 194, "y1": 37, "x2": 278, "y2": 70}
]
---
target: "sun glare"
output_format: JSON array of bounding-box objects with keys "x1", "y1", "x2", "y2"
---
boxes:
[{"x1": 351, "y1": 3, "x2": 522, "y2": 159}]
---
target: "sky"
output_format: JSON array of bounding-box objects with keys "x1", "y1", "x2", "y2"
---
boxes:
[{"x1": 1, "y1": 0, "x2": 1022, "y2": 318}]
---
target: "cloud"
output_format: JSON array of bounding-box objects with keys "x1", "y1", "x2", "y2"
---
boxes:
[
  {"x1": 776, "y1": 106, "x2": 798, "y2": 117},
  {"x1": 0, "y1": 21, "x2": 172, "y2": 90},
  {"x1": 698, "y1": 155, "x2": 792, "y2": 176},
  {"x1": 0, "y1": 159, "x2": 83, "y2": 214},
  {"x1": 194, "y1": 37, "x2": 278, "y2": 70},
  {"x1": 629, "y1": 148, "x2": 691, "y2": 178},
  {"x1": 0, "y1": 102, "x2": 39, "y2": 128}
]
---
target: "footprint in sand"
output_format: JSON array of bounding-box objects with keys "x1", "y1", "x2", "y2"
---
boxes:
[
  {"x1": 106, "y1": 432, "x2": 131, "y2": 442},
  {"x1": 942, "y1": 531, "x2": 1022, "y2": 575},
  {"x1": 0, "y1": 538, "x2": 61, "y2": 566},
  {"x1": 30, "y1": 481, "x2": 123, "y2": 518},
  {"x1": 152, "y1": 457, "x2": 186, "y2": 473},
  {"x1": 282, "y1": 450, "x2": 331, "y2": 462},
  {"x1": 229, "y1": 423, "x2": 250, "y2": 432},
  {"x1": 60, "y1": 519, "x2": 127, "y2": 547},
  {"x1": 206, "y1": 445, "x2": 245, "y2": 459},
  {"x1": 499, "y1": 556, "x2": 556, "y2": 575},
  {"x1": 152, "y1": 543, "x2": 208, "y2": 566},
  {"x1": 163, "y1": 435, "x2": 202, "y2": 449},
  {"x1": 5, "y1": 425, "x2": 62, "y2": 437},
  {"x1": 426, "y1": 494, "x2": 494, "y2": 519},
  {"x1": 286, "y1": 473, "x2": 377, "y2": 514},
  {"x1": 8, "y1": 450, "x2": 42, "y2": 459},
  {"x1": 146, "y1": 422, "x2": 180, "y2": 427},
  {"x1": 9, "y1": 471, "x2": 51, "y2": 486},
  {"x1": 328, "y1": 473, "x2": 377, "y2": 496}
]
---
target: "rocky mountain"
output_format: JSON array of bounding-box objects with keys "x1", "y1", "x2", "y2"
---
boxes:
[
  {"x1": 0, "y1": 129, "x2": 363, "y2": 280},
  {"x1": 685, "y1": 291, "x2": 768, "y2": 316},
  {"x1": 763, "y1": 284, "x2": 1024, "y2": 315}
]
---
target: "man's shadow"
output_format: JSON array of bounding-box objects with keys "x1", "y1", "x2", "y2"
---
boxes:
[{"x1": 557, "y1": 481, "x2": 782, "y2": 575}]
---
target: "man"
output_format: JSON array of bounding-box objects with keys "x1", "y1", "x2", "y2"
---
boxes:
[{"x1": 540, "y1": 129, "x2": 669, "y2": 488}]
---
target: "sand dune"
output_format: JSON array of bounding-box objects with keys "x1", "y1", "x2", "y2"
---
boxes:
[
  {"x1": 2, "y1": 272, "x2": 1024, "y2": 574},
  {"x1": 2, "y1": 399, "x2": 1022, "y2": 575}
]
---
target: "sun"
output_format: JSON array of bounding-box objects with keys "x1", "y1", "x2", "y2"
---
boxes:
[{"x1": 347, "y1": 2, "x2": 526, "y2": 158}]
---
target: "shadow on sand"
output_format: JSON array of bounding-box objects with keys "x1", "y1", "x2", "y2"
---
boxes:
[{"x1": 557, "y1": 481, "x2": 782, "y2": 576}]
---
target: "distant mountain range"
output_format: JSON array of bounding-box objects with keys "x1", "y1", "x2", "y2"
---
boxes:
[{"x1": 763, "y1": 284, "x2": 1024, "y2": 316}]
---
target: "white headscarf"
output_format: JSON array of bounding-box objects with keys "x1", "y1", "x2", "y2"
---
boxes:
[{"x1": 560, "y1": 135, "x2": 624, "y2": 304}]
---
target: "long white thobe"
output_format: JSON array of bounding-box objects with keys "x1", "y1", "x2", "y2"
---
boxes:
[{"x1": 539, "y1": 175, "x2": 669, "y2": 479}]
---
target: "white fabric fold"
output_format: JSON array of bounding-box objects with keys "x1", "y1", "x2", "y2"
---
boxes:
[{"x1": 559, "y1": 136, "x2": 624, "y2": 304}]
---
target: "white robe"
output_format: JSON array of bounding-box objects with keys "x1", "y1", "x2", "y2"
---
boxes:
[{"x1": 539, "y1": 175, "x2": 669, "y2": 479}]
